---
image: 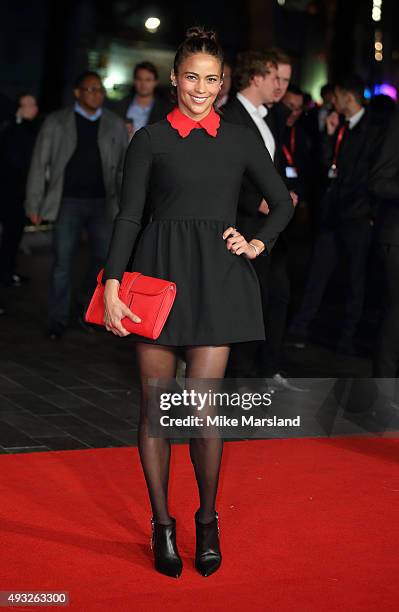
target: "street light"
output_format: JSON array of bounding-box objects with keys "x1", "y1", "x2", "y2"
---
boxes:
[
  {"x1": 103, "y1": 68, "x2": 125, "y2": 91},
  {"x1": 145, "y1": 17, "x2": 161, "y2": 33},
  {"x1": 372, "y1": 0, "x2": 382, "y2": 22}
]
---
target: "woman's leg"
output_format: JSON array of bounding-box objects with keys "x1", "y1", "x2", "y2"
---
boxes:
[
  {"x1": 136, "y1": 342, "x2": 177, "y2": 525},
  {"x1": 185, "y1": 345, "x2": 230, "y2": 524}
]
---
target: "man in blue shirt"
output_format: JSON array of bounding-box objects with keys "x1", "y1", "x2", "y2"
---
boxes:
[{"x1": 113, "y1": 62, "x2": 171, "y2": 132}]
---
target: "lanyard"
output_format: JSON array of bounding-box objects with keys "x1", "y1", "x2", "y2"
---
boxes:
[
  {"x1": 282, "y1": 126, "x2": 296, "y2": 167},
  {"x1": 331, "y1": 124, "x2": 347, "y2": 169}
]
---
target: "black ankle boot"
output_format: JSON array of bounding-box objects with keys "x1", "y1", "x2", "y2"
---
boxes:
[
  {"x1": 195, "y1": 510, "x2": 222, "y2": 577},
  {"x1": 150, "y1": 516, "x2": 183, "y2": 578}
]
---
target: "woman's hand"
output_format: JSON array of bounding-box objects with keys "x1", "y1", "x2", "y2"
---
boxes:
[
  {"x1": 222, "y1": 227, "x2": 265, "y2": 260},
  {"x1": 104, "y1": 279, "x2": 141, "y2": 337}
]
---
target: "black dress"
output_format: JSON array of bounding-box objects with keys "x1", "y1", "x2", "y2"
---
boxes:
[{"x1": 103, "y1": 109, "x2": 293, "y2": 346}]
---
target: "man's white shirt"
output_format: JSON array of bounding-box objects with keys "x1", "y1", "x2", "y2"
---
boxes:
[
  {"x1": 236, "y1": 92, "x2": 276, "y2": 160},
  {"x1": 348, "y1": 107, "x2": 365, "y2": 130}
]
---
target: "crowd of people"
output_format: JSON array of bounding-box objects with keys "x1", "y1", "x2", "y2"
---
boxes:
[{"x1": 0, "y1": 48, "x2": 398, "y2": 390}]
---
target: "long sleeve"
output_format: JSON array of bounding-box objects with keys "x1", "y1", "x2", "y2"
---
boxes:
[
  {"x1": 24, "y1": 115, "x2": 54, "y2": 217},
  {"x1": 103, "y1": 127, "x2": 152, "y2": 282},
  {"x1": 115, "y1": 119, "x2": 129, "y2": 203},
  {"x1": 370, "y1": 111, "x2": 399, "y2": 201},
  {"x1": 243, "y1": 127, "x2": 294, "y2": 253}
]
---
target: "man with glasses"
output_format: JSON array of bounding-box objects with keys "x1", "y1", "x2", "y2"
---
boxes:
[{"x1": 25, "y1": 71, "x2": 128, "y2": 339}]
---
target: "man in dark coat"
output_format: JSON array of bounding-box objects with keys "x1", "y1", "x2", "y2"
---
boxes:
[
  {"x1": 222, "y1": 50, "x2": 293, "y2": 382},
  {"x1": 288, "y1": 75, "x2": 385, "y2": 354},
  {"x1": 370, "y1": 110, "x2": 399, "y2": 397}
]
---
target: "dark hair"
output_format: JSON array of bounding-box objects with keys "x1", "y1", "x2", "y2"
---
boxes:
[
  {"x1": 134, "y1": 61, "x2": 158, "y2": 80},
  {"x1": 74, "y1": 71, "x2": 102, "y2": 89},
  {"x1": 335, "y1": 74, "x2": 365, "y2": 104},
  {"x1": 234, "y1": 50, "x2": 278, "y2": 91},
  {"x1": 267, "y1": 47, "x2": 292, "y2": 67},
  {"x1": 286, "y1": 84, "x2": 304, "y2": 98},
  {"x1": 303, "y1": 92, "x2": 313, "y2": 106},
  {"x1": 16, "y1": 91, "x2": 37, "y2": 106},
  {"x1": 369, "y1": 93, "x2": 397, "y2": 115},
  {"x1": 173, "y1": 26, "x2": 224, "y2": 75},
  {"x1": 320, "y1": 82, "x2": 334, "y2": 98}
]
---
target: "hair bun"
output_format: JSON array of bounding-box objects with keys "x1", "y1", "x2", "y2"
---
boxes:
[
  {"x1": 185, "y1": 26, "x2": 217, "y2": 42},
  {"x1": 174, "y1": 26, "x2": 223, "y2": 74}
]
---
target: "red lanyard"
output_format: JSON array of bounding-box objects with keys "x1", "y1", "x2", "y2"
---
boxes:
[
  {"x1": 331, "y1": 124, "x2": 347, "y2": 168},
  {"x1": 282, "y1": 126, "x2": 296, "y2": 166}
]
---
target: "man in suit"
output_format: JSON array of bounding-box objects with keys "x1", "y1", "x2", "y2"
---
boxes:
[
  {"x1": 222, "y1": 50, "x2": 292, "y2": 380},
  {"x1": 288, "y1": 75, "x2": 385, "y2": 354},
  {"x1": 112, "y1": 61, "x2": 171, "y2": 132},
  {"x1": 223, "y1": 49, "x2": 302, "y2": 389},
  {"x1": 25, "y1": 71, "x2": 128, "y2": 339},
  {"x1": 281, "y1": 85, "x2": 313, "y2": 207},
  {"x1": 302, "y1": 83, "x2": 334, "y2": 147},
  {"x1": 259, "y1": 50, "x2": 307, "y2": 391},
  {"x1": 370, "y1": 110, "x2": 399, "y2": 393},
  {"x1": 265, "y1": 48, "x2": 293, "y2": 177},
  {"x1": 222, "y1": 50, "x2": 279, "y2": 217},
  {"x1": 215, "y1": 61, "x2": 232, "y2": 109}
]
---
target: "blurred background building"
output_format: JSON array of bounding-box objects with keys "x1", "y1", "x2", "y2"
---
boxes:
[{"x1": 0, "y1": 0, "x2": 398, "y2": 112}]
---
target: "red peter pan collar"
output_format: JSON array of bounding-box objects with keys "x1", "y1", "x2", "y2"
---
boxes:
[{"x1": 167, "y1": 106, "x2": 220, "y2": 138}]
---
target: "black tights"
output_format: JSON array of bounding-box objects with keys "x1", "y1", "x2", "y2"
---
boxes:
[{"x1": 136, "y1": 343, "x2": 230, "y2": 525}]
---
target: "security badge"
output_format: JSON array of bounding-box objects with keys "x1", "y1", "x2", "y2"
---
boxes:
[
  {"x1": 285, "y1": 166, "x2": 298, "y2": 178},
  {"x1": 328, "y1": 164, "x2": 338, "y2": 179},
  {"x1": 328, "y1": 124, "x2": 347, "y2": 179},
  {"x1": 282, "y1": 131, "x2": 298, "y2": 179}
]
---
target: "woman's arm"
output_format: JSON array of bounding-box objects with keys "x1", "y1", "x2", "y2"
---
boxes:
[
  {"x1": 103, "y1": 127, "x2": 152, "y2": 336},
  {"x1": 243, "y1": 128, "x2": 294, "y2": 254},
  {"x1": 103, "y1": 127, "x2": 153, "y2": 282}
]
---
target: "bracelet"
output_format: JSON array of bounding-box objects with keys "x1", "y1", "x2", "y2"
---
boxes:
[{"x1": 249, "y1": 242, "x2": 260, "y2": 257}]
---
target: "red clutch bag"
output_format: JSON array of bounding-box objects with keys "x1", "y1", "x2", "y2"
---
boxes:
[{"x1": 85, "y1": 269, "x2": 177, "y2": 340}]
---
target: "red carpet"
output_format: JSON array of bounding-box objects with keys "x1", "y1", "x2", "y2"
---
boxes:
[{"x1": 0, "y1": 436, "x2": 398, "y2": 611}]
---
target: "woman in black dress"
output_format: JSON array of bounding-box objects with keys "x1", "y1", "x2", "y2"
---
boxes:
[{"x1": 103, "y1": 27, "x2": 293, "y2": 578}]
